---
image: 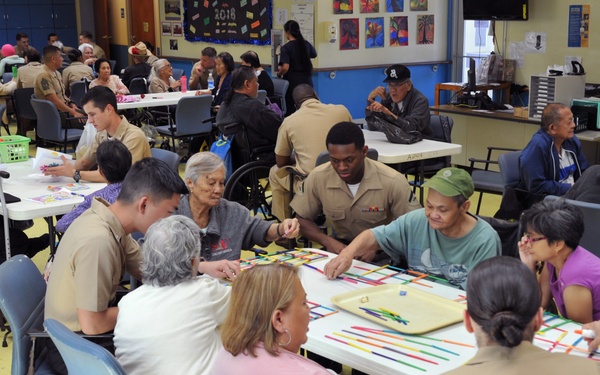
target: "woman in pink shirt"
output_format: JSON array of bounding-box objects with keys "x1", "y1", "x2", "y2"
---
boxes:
[
  {"x1": 89, "y1": 58, "x2": 129, "y2": 95},
  {"x1": 211, "y1": 264, "x2": 334, "y2": 375}
]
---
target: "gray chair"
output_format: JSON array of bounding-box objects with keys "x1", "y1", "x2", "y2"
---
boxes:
[
  {"x1": 108, "y1": 59, "x2": 117, "y2": 75},
  {"x1": 469, "y1": 147, "x2": 520, "y2": 214},
  {"x1": 271, "y1": 78, "x2": 289, "y2": 115},
  {"x1": 0, "y1": 255, "x2": 53, "y2": 375},
  {"x1": 2, "y1": 72, "x2": 12, "y2": 84},
  {"x1": 257, "y1": 89, "x2": 267, "y2": 104},
  {"x1": 44, "y1": 318, "x2": 127, "y2": 375},
  {"x1": 155, "y1": 94, "x2": 213, "y2": 151},
  {"x1": 151, "y1": 147, "x2": 179, "y2": 172},
  {"x1": 544, "y1": 195, "x2": 600, "y2": 258},
  {"x1": 31, "y1": 98, "x2": 84, "y2": 153},
  {"x1": 12, "y1": 87, "x2": 36, "y2": 136},
  {"x1": 171, "y1": 68, "x2": 184, "y2": 81},
  {"x1": 69, "y1": 80, "x2": 89, "y2": 108}
]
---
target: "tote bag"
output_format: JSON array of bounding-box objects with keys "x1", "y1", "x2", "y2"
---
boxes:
[{"x1": 210, "y1": 133, "x2": 234, "y2": 180}]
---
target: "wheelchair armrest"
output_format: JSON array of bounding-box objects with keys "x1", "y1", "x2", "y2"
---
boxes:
[
  {"x1": 252, "y1": 145, "x2": 275, "y2": 156},
  {"x1": 468, "y1": 157, "x2": 499, "y2": 170},
  {"x1": 219, "y1": 122, "x2": 242, "y2": 135},
  {"x1": 487, "y1": 146, "x2": 520, "y2": 152}
]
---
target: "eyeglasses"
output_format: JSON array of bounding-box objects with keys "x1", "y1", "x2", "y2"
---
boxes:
[
  {"x1": 387, "y1": 81, "x2": 408, "y2": 91},
  {"x1": 162, "y1": 63, "x2": 172, "y2": 70},
  {"x1": 524, "y1": 234, "x2": 547, "y2": 245}
]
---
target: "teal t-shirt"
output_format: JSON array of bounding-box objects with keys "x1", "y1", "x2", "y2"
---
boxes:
[{"x1": 372, "y1": 208, "x2": 501, "y2": 289}]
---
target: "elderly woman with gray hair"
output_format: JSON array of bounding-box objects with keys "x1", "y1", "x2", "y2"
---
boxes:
[
  {"x1": 176, "y1": 152, "x2": 300, "y2": 267},
  {"x1": 114, "y1": 215, "x2": 231, "y2": 375},
  {"x1": 148, "y1": 58, "x2": 181, "y2": 93}
]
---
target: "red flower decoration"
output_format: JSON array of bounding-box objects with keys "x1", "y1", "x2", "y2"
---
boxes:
[{"x1": 132, "y1": 47, "x2": 139, "y2": 55}]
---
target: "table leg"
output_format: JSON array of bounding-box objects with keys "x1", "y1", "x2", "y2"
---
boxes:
[
  {"x1": 44, "y1": 216, "x2": 57, "y2": 255},
  {"x1": 434, "y1": 84, "x2": 441, "y2": 106}
]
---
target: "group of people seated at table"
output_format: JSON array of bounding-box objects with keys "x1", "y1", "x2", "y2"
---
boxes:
[{"x1": 3, "y1": 39, "x2": 599, "y2": 373}]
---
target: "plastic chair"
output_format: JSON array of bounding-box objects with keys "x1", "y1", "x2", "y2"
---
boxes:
[
  {"x1": 257, "y1": 89, "x2": 267, "y2": 104},
  {"x1": 31, "y1": 98, "x2": 84, "y2": 153},
  {"x1": 155, "y1": 95, "x2": 213, "y2": 151},
  {"x1": 469, "y1": 146, "x2": 520, "y2": 214},
  {"x1": 171, "y1": 68, "x2": 184, "y2": 81},
  {"x1": 151, "y1": 147, "x2": 179, "y2": 172},
  {"x1": 544, "y1": 195, "x2": 600, "y2": 258},
  {"x1": 271, "y1": 78, "x2": 289, "y2": 115},
  {"x1": 109, "y1": 60, "x2": 117, "y2": 75},
  {"x1": 128, "y1": 77, "x2": 148, "y2": 95},
  {"x1": 2, "y1": 72, "x2": 12, "y2": 84},
  {"x1": 0, "y1": 255, "x2": 53, "y2": 375},
  {"x1": 12, "y1": 87, "x2": 37, "y2": 136},
  {"x1": 44, "y1": 318, "x2": 127, "y2": 375}
]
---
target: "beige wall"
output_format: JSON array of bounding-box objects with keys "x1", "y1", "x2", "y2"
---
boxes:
[{"x1": 496, "y1": 0, "x2": 600, "y2": 85}]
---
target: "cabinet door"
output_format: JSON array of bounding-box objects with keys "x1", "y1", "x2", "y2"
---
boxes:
[
  {"x1": 5, "y1": 5, "x2": 31, "y2": 29},
  {"x1": 53, "y1": 4, "x2": 76, "y2": 29},
  {"x1": 30, "y1": 0, "x2": 54, "y2": 4},
  {"x1": 52, "y1": 0, "x2": 75, "y2": 4},
  {"x1": 0, "y1": 5, "x2": 5, "y2": 30},
  {"x1": 31, "y1": 4, "x2": 54, "y2": 29}
]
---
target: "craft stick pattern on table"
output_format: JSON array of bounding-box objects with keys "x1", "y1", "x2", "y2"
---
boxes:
[
  {"x1": 538, "y1": 313, "x2": 574, "y2": 333},
  {"x1": 324, "y1": 335, "x2": 427, "y2": 372},
  {"x1": 352, "y1": 326, "x2": 461, "y2": 355},
  {"x1": 239, "y1": 249, "x2": 328, "y2": 270},
  {"x1": 307, "y1": 300, "x2": 339, "y2": 321}
]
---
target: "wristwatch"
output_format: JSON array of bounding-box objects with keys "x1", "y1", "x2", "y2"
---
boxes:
[{"x1": 73, "y1": 170, "x2": 81, "y2": 183}]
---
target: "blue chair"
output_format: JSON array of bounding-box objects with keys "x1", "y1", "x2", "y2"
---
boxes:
[
  {"x1": 128, "y1": 77, "x2": 148, "y2": 95},
  {"x1": 0, "y1": 255, "x2": 53, "y2": 375},
  {"x1": 44, "y1": 318, "x2": 127, "y2": 375},
  {"x1": 31, "y1": 98, "x2": 84, "y2": 153},
  {"x1": 2, "y1": 72, "x2": 12, "y2": 84},
  {"x1": 69, "y1": 80, "x2": 90, "y2": 108},
  {"x1": 155, "y1": 94, "x2": 213, "y2": 151},
  {"x1": 151, "y1": 147, "x2": 180, "y2": 172},
  {"x1": 171, "y1": 68, "x2": 184, "y2": 81}
]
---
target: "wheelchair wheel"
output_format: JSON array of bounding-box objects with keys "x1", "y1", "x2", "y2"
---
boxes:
[{"x1": 224, "y1": 161, "x2": 274, "y2": 220}]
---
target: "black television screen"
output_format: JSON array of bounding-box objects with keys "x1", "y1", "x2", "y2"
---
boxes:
[{"x1": 463, "y1": 0, "x2": 529, "y2": 21}]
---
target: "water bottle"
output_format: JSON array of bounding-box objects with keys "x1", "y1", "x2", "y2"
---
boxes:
[
  {"x1": 180, "y1": 75, "x2": 187, "y2": 93},
  {"x1": 207, "y1": 72, "x2": 215, "y2": 90},
  {"x1": 11, "y1": 65, "x2": 17, "y2": 79}
]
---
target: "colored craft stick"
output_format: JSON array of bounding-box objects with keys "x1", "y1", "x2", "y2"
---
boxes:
[
  {"x1": 548, "y1": 331, "x2": 567, "y2": 352},
  {"x1": 402, "y1": 273, "x2": 429, "y2": 285},
  {"x1": 406, "y1": 269, "x2": 451, "y2": 284},
  {"x1": 303, "y1": 263, "x2": 325, "y2": 274},
  {"x1": 534, "y1": 336, "x2": 588, "y2": 354},
  {"x1": 539, "y1": 320, "x2": 570, "y2": 333},
  {"x1": 566, "y1": 336, "x2": 584, "y2": 354},
  {"x1": 377, "y1": 271, "x2": 402, "y2": 282},
  {"x1": 543, "y1": 314, "x2": 558, "y2": 324},
  {"x1": 351, "y1": 326, "x2": 460, "y2": 356},
  {"x1": 333, "y1": 332, "x2": 438, "y2": 365},
  {"x1": 360, "y1": 264, "x2": 390, "y2": 276},
  {"x1": 342, "y1": 329, "x2": 449, "y2": 361},
  {"x1": 324, "y1": 335, "x2": 427, "y2": 372},
  {"x1": 359, "y1": 307, "x2": 388, "y2": 321},
  {"x1": 343, "y1": 272, "x2": 384, "y2": 285}
]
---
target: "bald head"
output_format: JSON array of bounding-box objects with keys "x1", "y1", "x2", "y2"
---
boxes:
[{"x1": 292, "y1": 84, "x2": 318, "y2": 108}]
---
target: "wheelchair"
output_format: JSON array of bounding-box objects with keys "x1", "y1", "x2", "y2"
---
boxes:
[{"x1": 219, "y1": 122, "x2": 276, "y2": 221}]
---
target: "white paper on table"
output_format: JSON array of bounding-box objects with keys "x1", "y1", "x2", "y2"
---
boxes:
[{"x1": 32, "y1": 147, "x2": 74, "y2": 173}]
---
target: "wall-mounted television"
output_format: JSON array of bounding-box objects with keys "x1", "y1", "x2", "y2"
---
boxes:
[{"x1": 463, "y1": 0, "x2": 529, "y2": 21}]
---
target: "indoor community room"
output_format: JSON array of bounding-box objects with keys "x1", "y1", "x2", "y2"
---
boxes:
[{"x1": 1, "y1": 0, "x2": 600, "y2": 374}]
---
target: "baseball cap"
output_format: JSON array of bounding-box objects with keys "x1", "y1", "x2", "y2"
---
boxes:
[
  {"x1": 423, "y1": 167, "x2": 474, "y2": 199},
  {"x1": 383, "y1": 64, "x2": 410, "y2": 83}
]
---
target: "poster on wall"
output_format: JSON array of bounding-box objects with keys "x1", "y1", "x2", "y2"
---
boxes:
[
  {"x1": 361, "y1": 0, "x2": 379, "y2": 13},
  {"x1": 390, "y1": 16, "x2": 408, "y2": 46},
  {"x1": 340, "y1": 18, "x2": 359, "y2": 50},
  {"x1": 366, "y1": 17, "x2": 384, "y2": 48},
  {"x1": 173, "y1": 22, "x2": 183, "y2": 36},
  {"x1": 184, "y1": 0, "x2": 272, "y2": 45},
  {"x1": 416, "y1": 14, "x2": 433, "y2": 44},
  {"x1": 568, "y1": 4, "x2": 590, "y2": 48},
  {"x1": 334, "y1": 0, "x2": 353, "y2": 14},
  {"x1": 410, "y1": 0, "x2": 427, "y2": 11},
  {"x1": 165, "y1": 0, "x2": 181, "y2": 21},
  {"x1": 162, "y1": 22, "x2": 173, "y2": 36},
  {"x1": 387, "y1": 0, "x2": 404, "y2": 12}
]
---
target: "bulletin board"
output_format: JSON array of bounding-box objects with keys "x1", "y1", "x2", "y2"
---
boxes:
[{"x1": 184, "y1": 0, "x2": 272, "y2": 45}]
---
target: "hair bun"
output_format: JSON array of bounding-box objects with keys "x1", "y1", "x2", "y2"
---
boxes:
[{"x1": 489, "y1": 311, "x2": 524, "y2": 348}]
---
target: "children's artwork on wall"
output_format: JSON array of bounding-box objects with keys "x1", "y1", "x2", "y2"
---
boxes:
[
  {"x1": 387, "y1": 0, "x2": 404, "y2": 12},
  {"x1": 361, "y1": 0, "x2": 379, "y2": 13},
  {"x1": 410, "y1": 0, "x2": 427, "y2": 11},
  {"x1": 390, "y1": 16, "x2": 408, "y2": 46},
  {"x1": 164, "y1": 0, "x2": 181, "y2": 20},
  {"x1": 184, "y1": 0, "x2": 272, "y2": 45},
  {"x1": 334, "y1": 0, "x2": 354, "y2": 14},
  {"x1": 366, "y1": 17, "x2": 384, "y2": 48},
  {"x1": 340, "y1": 18, "x2": 359, "y2": 50},
  {"x1": 416, "y1": 14, "x2": 434, "y2": 44}
]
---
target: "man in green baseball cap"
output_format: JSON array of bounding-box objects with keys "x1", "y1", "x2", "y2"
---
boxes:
[{"x1": 323, "y1": 167, "x2": 501, "y2": 289}]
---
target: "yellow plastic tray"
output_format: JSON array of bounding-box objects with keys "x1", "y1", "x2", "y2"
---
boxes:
[{"x1": 330, "y1": 284, "x2": 465, "y2": 334}]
